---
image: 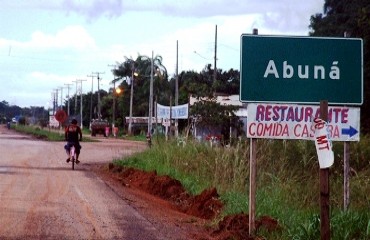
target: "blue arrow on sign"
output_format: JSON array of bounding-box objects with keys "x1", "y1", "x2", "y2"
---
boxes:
[{"x1": 342, "y1": 126, "x2": 358, "y2": 137}]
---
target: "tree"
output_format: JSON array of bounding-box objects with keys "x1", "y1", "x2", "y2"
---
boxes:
[
  {"x1": 190, "y1": 99, "x2": 241, "y2": 142},
  {"x1": 179, "y1": 69, "x2": 213, "y2": 98},
  {"x1": 212, "y1": 68, "x2": 240, "y2": 95},
  {"x1": 138, "y1": 54, "x2": 170, "y2": 106},
  {"x1": 113, "y1": 54, "x2": 170, "y2": 116},
  {"x1": 176, "y1": 66, "x2": 240, "y2": 100},
  {"x1": 309, "y1": 0, "x2": 370, "y2": 132},
  {"x1": 102, "y1": 53, "x2": 243, "y2": 136}
]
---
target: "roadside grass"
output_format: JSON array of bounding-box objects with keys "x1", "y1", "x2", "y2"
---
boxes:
[
  {"x1": 114, "y1": 136, "x2": 370, "y2": 240},
  {"x1": 12, "y1": 124, "x2": 96, "y2": 142},
  {"x1": 124, "y1": 134, "x2": 147, "y2": 142}
]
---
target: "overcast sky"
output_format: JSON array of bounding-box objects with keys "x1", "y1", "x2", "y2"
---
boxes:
[{"x1": 0, "y1": 0, "x2": 324, "y2": 108}]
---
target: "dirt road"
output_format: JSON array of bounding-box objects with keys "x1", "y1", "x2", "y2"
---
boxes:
[{"x1": 0, "y1": 125, "x2": 206, "y2": 240}]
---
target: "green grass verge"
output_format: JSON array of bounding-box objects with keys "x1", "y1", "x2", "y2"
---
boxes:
[
  {"x1": 12, "y1": 124, "x2": 96, "y2": 142},
  {"x1": 114, "y1": 137, "x2": 370, "y2": 240}
]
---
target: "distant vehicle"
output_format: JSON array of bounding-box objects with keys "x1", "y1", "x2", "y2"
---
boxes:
[
  {"x1": 90, "y1": 119, "x2": 109, "y2": 137},
  {"x1": 12, "y1": 117, "x2": 17, "y2": 123}
]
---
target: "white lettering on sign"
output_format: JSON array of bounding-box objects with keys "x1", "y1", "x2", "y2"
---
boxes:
[
  {"x1": 313, "y1": 118, "x2": 334, "y2": 168},
  {"x1": 247, "y1": 103, "x2": 360, "y2": 141},
  {"x1": 263, "y1": 60, "x2": 340, "y2": 80}
]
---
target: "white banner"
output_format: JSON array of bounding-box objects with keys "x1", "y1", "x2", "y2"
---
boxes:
[
  {"x1": 313, "y1": 118, "x2": 334, "y2": 169},
  {"x1": 49, "y1": 116, "x2": 59, "y2": 127},
  {"x1": 157, "y1": 103, "x2": 188, "y2": 119}
]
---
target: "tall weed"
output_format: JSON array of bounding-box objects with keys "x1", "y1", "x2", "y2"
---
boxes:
[{"x1": 116, "y1": 137, "x2": 370, "y2": 239}]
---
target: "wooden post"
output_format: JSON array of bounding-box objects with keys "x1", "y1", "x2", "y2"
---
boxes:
[
  {"x1": 248, "y1": 27, "x2": 259, "y2": 237},
  {"x1": 320, "y1": 100, "x2": 330, "y2": 240},
  {"x1": 343, "y1": 32, "x2": 350, "y2": 212},
  {"x1": 344, "y1": 142, "x2": 350, "y2": 210},
  {"x1": 249, "y1": 138, "x2": 257, "y2": 236}
]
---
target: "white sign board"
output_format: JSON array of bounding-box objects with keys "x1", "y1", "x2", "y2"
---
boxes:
[
  {"x1": 247, "y1": 103, "x2": 360, "y2": 141},
  {"x1": 313, "y1": 118, "x2": 334, "y2": 168},
  {"x1": 49, "y1": 116, "x2": 59, "y2": 128},
  {"x1": 162, "y1": 118, "x2": 170, "y2": 127}
]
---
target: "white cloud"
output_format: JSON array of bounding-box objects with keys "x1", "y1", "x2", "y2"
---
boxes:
[
  {"x1": 29, "y1": 26, "x2": 96, "y2": 50},
  {"x1": 30, "y1": 71, "x2": 73, "y2": 84},
  {"x1": 6, "y1": 71, "x2": 78, "y2": 107},
  {"x1": 0, "y1": 25, "x2": 96, "y2": 54}
]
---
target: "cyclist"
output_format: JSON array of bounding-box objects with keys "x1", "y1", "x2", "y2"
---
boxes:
[{"x1": 64, "y1": 118, "x2": 82, "y2": 164}]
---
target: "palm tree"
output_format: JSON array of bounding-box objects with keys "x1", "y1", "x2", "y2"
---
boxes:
[
  {"x1": 138, "y1": 53, "x2": 168, "y2": 134},
  {"x1": 112, "y1": 54, "x2": 169, "y2": 134},
  {"x1": 113, "y1": 57, "x2": 139, "y2": 135}
]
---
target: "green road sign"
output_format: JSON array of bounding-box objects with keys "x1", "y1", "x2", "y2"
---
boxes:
[{"x1": 240, "y1": 35, "x2": 363, "y2": 105}]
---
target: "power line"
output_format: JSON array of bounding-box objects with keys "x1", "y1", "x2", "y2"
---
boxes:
[{"x1": 73, "y1": 79, "x2": 87, "y2": 128}]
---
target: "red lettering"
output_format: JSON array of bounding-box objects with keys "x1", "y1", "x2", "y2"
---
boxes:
[
  {"x1": 256, "y1": 123, "x2": 264, "y2": 136},
  {"x1": 274, "y1": 123, "x2": 282, "y2": 135},
  {"x1": 248, "y1": 122, "x2": 290, "y2": 138},
  {"x1": 330, "y1": 125, "x2": 340, "y2": 139},
  {"x1": 280, "y1": 106, "x2": 288, "y2": 120},
  {"x1": 305, "y1": 107, "x2": 313, "y2": 122},
  {"x1": 256, "y1": 105, "x2": 265, "y2": 121},
  {"x1": 282, "y1": 124, "x2": 289, "y2": 136},
  {"x1": 310, "y1": 124, "x2": 316, "y2": 137},
  {"x1": 314, "y1": 118, "x2": 325, "y2": 130},
  {"x1": 316, "y1": 135, "x2": 330, "y2": 150},
  {"x1": 294, "y1": 124, "x2": 302, "y2": 137},
  {"x1": 341, "y1": 109, "x2": 348, "y2": 123},
  {"x1": 264, "y1": 122, "x2": 273, "y2": 135},
  {"x1": 286, "y1": 107, "x2": 295, "y2": 121},
  {"x1": 248, "y1": 123, "x2": 256, "y2": 136},
  {"x1": 265, "y1": 105, "x2": 272, "y2": 121},
  {"x1": 332, "y1": 108, "x2": 341, "y2": 123},
  {"x1": 272, "y1": 106, "x2": 280, "y2": 121}
]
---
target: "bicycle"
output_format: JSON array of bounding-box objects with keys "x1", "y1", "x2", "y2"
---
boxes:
[{"x1": 69, "y1": 145, "x2": 76, "y2": 170}]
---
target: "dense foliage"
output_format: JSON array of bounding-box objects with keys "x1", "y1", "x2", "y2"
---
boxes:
[
  {"x1": 0, "y1": 100, "x2": 47, "y2": 125},
  {"x1": 309, "y1": 0, "x2": 370, "y2": 132}
]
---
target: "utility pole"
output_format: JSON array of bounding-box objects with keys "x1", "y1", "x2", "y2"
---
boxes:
[
  {"x1": 108, "y1": 65, "x2": 119, "y2": 129},
  {"x1": 148, "y1": 51, "x2": 154, "y2": 135},
  {"x1": 214, "y1": 24, "x2": 217, "y2": 83},
  {"x1": 72, "y1": 80, "x2": 78, "y2": 115},
  {"x1": 54, "y1": 88, "x2": 59, "y2": 109},
  {"x1": 51, "y1": 90, "x2": 57, "y2": 114},
  {"x1": 175, "y1": 40, "x2": 179, "y2": 137},
  {"x1": 64, "y1": 83, "x2": 73, "y2": 116},
  {"x1": 92, "y1": 72, "x2": 105, "y2": 120},
  {"x1": 53, "y1": 88, "x2": 60, "y2": 129},
  {"x1": 128, "y1": 62, "x2": 137, "y2": 136},
  {"x1": 74, "y1": 79, "x2": 87, "y2": 128},
  {"x1": 87, "y1": 74, "x2": 96, "y2": 123},
  {"x1": 58, "y1": 86, "x2": 64, "y2": 111}
]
